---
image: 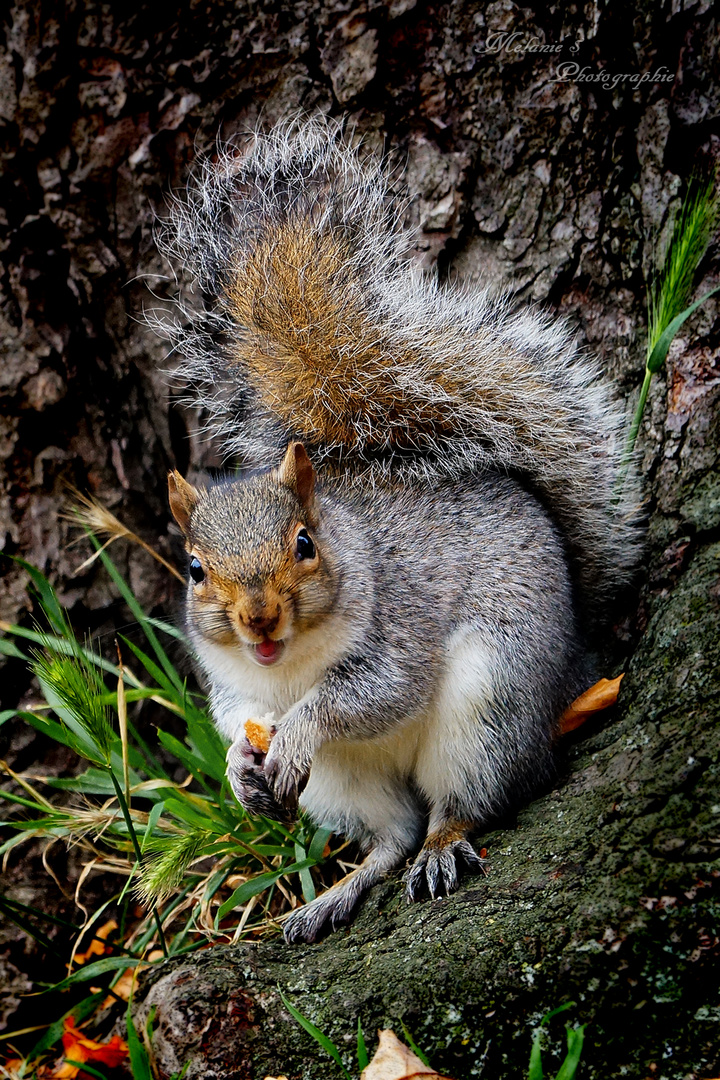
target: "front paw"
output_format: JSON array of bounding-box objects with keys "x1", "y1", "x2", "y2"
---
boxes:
[
  {"x1": 264, "y1": 731, "x2": 312, "y2": 813},
  {"x1": 226, "y1": 738, "x2": 293, "y2": 823}
]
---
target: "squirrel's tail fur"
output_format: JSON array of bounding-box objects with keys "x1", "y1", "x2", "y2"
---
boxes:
[{"x1": 158, "y1": 115, "x2": 640, "y2": 617}]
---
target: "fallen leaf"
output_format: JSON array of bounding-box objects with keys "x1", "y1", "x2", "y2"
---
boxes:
[
  {"x1": 557, "y1": 674, "x2": 624, "y2": 735},
  {"x1": 38, "y1": 1017, "x2": 129, "y2": 1078},
  {"x1": 1, "y1": 1059, "x2": 26, "y2": 1079},
  {"x1": 361, "y1": 1029, "x2": 454, "y2": 1080},
  {"x1": 74, "y1": 919, "x2": 118, "y2": 965}
]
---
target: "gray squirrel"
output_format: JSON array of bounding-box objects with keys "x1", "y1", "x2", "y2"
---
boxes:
[{"x1": 159, "y1": 116, "x2": 640, "y2": 943}]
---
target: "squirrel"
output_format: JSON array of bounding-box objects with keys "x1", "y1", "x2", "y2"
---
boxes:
[{"x1": 159, "y1": 116, "x2": 640, "y2": 944}]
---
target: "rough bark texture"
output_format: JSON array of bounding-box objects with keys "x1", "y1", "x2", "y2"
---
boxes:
[{"x1": 1, "y1": 0, "x2": 719, "y2": 1077}]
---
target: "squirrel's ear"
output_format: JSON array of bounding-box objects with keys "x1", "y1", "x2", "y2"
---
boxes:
[
  {"x1": 278, "y1": 442, "x2": 317, "y2": 521},
  {"x1": 168, "y1": 471, "x2": 199, "y2": 536}
]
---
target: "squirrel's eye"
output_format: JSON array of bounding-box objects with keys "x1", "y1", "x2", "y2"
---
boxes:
[
  {"x1": 295, "y1": 528, "x2": 316, "y2": 561},
  {"x1": 189, "y1": 557, "x2": 205, "y2": 584}
]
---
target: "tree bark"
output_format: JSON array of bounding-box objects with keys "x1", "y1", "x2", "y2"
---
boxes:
[{"x1": 1, "y1": 0, "x2": 719, "y2": 1076}]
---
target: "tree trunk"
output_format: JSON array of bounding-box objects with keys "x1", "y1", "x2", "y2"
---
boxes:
[{"x1": 1, "y1": 0, "x2": 719, "y2": 1077}]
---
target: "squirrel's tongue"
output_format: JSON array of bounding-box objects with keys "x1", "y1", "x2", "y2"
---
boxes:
[{"x1": 254, "y1": 639, "x2": 283, "y2": 665}]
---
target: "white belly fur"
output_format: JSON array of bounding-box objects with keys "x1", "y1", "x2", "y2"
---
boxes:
[
  {"x1": 200, "y1": 620, "x2": 498, "y2": 840},
  {"x1": 301, "y1": 624, "x2": 498, "y2": 839}
]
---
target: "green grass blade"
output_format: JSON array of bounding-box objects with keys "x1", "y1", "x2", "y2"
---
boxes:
[
  {"x1": 528, "y1": 1026, "x2": 544, "y2": 1080},
  {"x1": 295, "y1": 841, "x2": 316, "y2": 903},
  {"x1": 540, "y1": 1003, "x2": 576, "y2": 1024},
  {"x1": 647, "y1": 284, "x2": 720, "y2": 373},
  {"x1": 0, "y1": 895, "x2": 82, "y2": 934},
  {"x1": 119, "y1": 635, "x2": 180, "y2": 700},
  {"x1": 554, "y1": 1025, "x2": 586, "y2": 1080},
  {"x1": 529, "y1": 1003, "x2": 579, "y2": 1080},
  {"x1": 19, "y1": 704, "x2": 101, "y2": 762},
  {"x1": 47, "y1": 767, "x2": 120, "y2": 795},
  {"x1": 8, "y1": 556, "x2": 70, "y2": 636},
  {"x1": 400, "y1": 1022, "x2": 431, "y2": 1068},
  {"x1": 308, "y1": 826, "x2": 333, "y2": 862},
  {"x1": 127, "y1": 716, "x2": 171, "y2": 781},
  {"x1": 0, "y1": 896, "x2": 64, "y2": 959},
  {"x1": 155, "y1": 730, "x2": 219, "y2": 793},
  {"x1": 144, "y1": 615, "x2": 188, "y2": 642},
  {"x1": 63, "y1": 1061, "x2": 108, "y2": 1079},
  {"x1": 217, "y1": 858, "x2": 316, "y2": 920},
  {"x1": 47, "y1": 955, "x2": 151, "y2": 992},
  {"x1": 0, "y1": 637, "x2": 27, "y2": 659},
  {"x1": 93, "y1": 538, "x2": 183, "y2": 693},
  {"x1": 141, "y1": 802, "x2": 166, "y2": 852},
  {"x1": 182, "y1": 703, "x2": 229, "y2": 782},
  {"x1": 0, "y1": 622, "x2": 126, "y2": 683},
  {"x1": 126, "y1": 999, "x2": 153, "y2": 1080},
  {"x1": 279, "y1": 992, "x2": 351, "y2": 1080},
  {"x1": 357, "y1": 1017, "x2": 369, "y2": 1073}
]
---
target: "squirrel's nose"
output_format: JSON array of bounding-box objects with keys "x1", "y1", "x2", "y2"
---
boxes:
[{"x1": 241, "y1": 605, "x2": 281, "y2": 636}]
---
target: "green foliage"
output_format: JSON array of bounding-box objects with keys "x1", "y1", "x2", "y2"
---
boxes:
[
  {"x1": 32, "y1": 645, "x2": 115, "y2": 766},
  {"x1": 125, "y1": 999, "x2": 185, "y2": 1080},
  {"x1": 400, "y1": 1021, "x2": 431, "y2": 1067},
  {"x1": 529, "y1": 1003, "x2": 586, "y2": 1080},
  {"x1": 356, "y1": 1017, "x2": 369, "y2": 1073},
  {"x1": 279, "y1": 992, "x2": 353, "y2": 1080},
  {"x1": 625, "y1": 169, "x2": 720, "y2": 463},
  {"x1": 0, "y1": 547, "x2": 335, "y2": 1077},
  {"x1": 647, "y1": 171, "x2": 720, "y2": 366},
  {"x1": 279, "y1": 997, "x2": 587, "y2": 1080}
]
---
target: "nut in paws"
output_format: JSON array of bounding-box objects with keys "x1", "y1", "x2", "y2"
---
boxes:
[{"x1": 226, "y1": 737, "x2": 293, "y2": 823}]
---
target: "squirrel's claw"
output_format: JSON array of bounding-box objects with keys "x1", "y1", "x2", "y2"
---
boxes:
[
  {"x1": 263, "y1": 729, "x2": 312, "y2": 811},
  {"x1": 226, "y1": 738, "x2": 295, "y2": 823},
  {"x1": 404, "y1": 837, "x2": 486, "y2": 902},
  {"x1": 264, "y1": 755, "x2": 310, "y2": 813},
  {"x1": 283, "y1": 884, "x2": 360, "y2": 945}
]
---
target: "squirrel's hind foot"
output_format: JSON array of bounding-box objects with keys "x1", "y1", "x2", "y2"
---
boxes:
[
  {"x1": 282, "y1": 872, "x2": 365, "y2": 944},
  {"x1": 283, "y1": 839, "x2": 407, "y2": 944},
  {"x1": 405, "y1": 824, "x2": 486, "y2": 902}
]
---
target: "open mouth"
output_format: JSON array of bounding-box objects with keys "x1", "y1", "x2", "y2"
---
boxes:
[{"x1": 253, "y1": 638, "x2": 284, "y2": 666}]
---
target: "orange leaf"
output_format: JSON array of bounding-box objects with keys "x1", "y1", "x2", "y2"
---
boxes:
[
  {"x1": 557, "y1": 674, "x2": 624, "y2": 736},
  {"x1": 1, "y1": 1059, "x2": 26, "y2": 1080},
  {"x1": 74, "y1": 919, "x2": 118, "y2": 965},
  {"x1": 53, "y1": 1017, "x2": 128, "y2": 1076}
]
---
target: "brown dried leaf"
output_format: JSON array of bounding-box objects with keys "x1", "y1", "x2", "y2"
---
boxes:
[
  {"x1": 557, "y1": 674, "x2": 624, "y2": 735},
  {"x1": 361, "y1": 1029, "x2": 454, "y2": 1080}
]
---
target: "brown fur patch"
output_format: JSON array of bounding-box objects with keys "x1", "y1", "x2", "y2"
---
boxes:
[
  {"x1": 224, "y1": 223, "x2": 549, "y2": 454},
  {"x1": 186, "y1": 510, "x2": 326, "y2": 648},
  {"x1": 423, "y1": 820, "x2": 473, "y2": 851}
]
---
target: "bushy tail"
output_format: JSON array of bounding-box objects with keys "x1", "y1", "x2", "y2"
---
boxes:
[{"x1": 157, "y1": 115, "x2": 640, "y2": 617}]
